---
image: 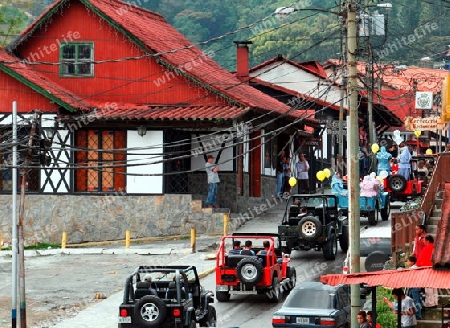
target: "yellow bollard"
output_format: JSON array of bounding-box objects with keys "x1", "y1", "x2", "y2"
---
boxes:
[
  {"x1": 125, "y1": 230, "x2": 130, "y2": 248},
  {"x1": 191, "y1": 228, "x2": 196, "y2": 253},
  {"x1": 223, "y1": 213, "x2": 229, "y2": 236},
  {"x1": 61, "y1": 232, "x2": 67, "y2": 249},
  {"x1": 0, "y1": 233, "x2": 2, "y2": 248}
]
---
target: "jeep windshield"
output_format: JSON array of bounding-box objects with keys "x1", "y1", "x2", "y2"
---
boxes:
[
  {"x1": 137, "y1": 267, "x2": 197, "y2": 283},
  {"x1": 289, "y1": 195, "x2": 336, "y2": 208}
]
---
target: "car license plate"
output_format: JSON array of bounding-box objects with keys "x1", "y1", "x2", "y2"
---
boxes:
[
  {"x1": 296, "y1": 317, "x2": 309, "y2": 324},
  {"x1": 118, "y1": 316, "x2": 131, "y2": 323},
  {"x1": 217, "y1": 285, "x2": 229, "y2": 291},
  {"x1": 281, "y1": 241, "x2": 287, "y2": 246}
]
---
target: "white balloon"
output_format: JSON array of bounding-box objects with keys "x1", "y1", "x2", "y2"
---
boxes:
[{"x1": 379, "y1": 170, "x2": 389, "y2": 179}]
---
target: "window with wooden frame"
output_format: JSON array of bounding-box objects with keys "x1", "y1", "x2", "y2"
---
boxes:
[
  {"x1": 60, "y1": 43, "x2": 94, "y2": 77},
  {"x1": 75, "y1": 130, "x2": 125, "y2": 192}
]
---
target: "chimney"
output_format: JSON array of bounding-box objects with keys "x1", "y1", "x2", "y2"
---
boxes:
[{"x1": 234, "y1": 40, "x2": 253, "y2": 83}]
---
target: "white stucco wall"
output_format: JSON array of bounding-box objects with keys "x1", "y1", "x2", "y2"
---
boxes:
[{"x1": 126, "y1": 130, "x2": 163, "y2": 193}]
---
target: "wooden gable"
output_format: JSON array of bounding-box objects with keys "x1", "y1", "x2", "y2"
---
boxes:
[
  {"x1": 15, "y1": 1, "x2": 230, "y2": 107},
  {"x1": 0, "y1": 70, "x2": 60, "y2": 113}
]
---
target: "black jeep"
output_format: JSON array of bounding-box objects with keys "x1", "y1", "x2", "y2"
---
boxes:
[
  {"x1": 278, "y1": 194, "x2": 349, "y2": 260},
  {"x1": 118, "y1": 265, "x2": 216, "y2": 328}
]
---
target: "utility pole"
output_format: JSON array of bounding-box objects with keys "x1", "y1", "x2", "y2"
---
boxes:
[
  {"x1": 338, "y1": 0, "x2": 347, "y2": 161},
  {"x1": 18, "y1": 111, "x2": 39, "y2": 328},
  {"x1": 346, "y1": 1, "x2": 361, "y2": 328},
  {"x1": 367, "y1": 44, "x2": 376, "y2": 172},
  {"x1": 11, "y1": 101, "x2": 18, "y2": 328}
]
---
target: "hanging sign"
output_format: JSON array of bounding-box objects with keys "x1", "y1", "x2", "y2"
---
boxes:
[
  {"x1": 415, "y1": 92, "x2": 433, "y2": 110},
  {"x1": 404, "y1": 116, "x2": 443, "y2": 131}
]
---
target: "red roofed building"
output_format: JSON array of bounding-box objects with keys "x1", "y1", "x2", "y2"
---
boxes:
[{"x1": 0, "y1": 0, "x2": 317, "y2": 243}]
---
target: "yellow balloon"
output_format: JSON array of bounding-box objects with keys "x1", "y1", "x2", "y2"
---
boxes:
[
  {"x1": 316, "y1": 171, "x2": 326, "y2": 181},
  {"x1": 426, "y1": 149, "x2": 433, "y2": 155},
  {"x1": 323, "y1": 168, "x2": 331, "y2": 178},
  {"x1": 371, "y1": 143, "x2": 380, "y2": 154},
  {"x1": 376, "y1": 176, "x2": 384, "y2": 183},
  {"x1": 414, "y1": 130, "x2": 421, "y2": 137},
  {"x1": 289, "y1": 177, "x2": 297, "y2": 187}
]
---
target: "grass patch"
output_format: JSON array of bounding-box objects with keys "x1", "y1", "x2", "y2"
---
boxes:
[{"x1": 1, "y1": 243, "x2": 60, "y2": 251}]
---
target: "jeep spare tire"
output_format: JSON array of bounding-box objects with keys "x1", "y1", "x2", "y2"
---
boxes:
[
  {"x1": 236, "y1": 257, "x2": 263, "y2": 284},
  {"x1": 134, "y1": 295, "x2": 167, "y2": 328},
  {"x1": 388, "y1": 174, "x2": 406, "y2": 192},
  {"x1": 298, "y1": 216, "x2": 322, "y2": 241}
]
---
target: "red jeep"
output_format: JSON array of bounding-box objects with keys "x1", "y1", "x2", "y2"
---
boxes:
[
  {"x1": 215, "y1": 233, "x2": 296, "y2": 303},
  {"x1": 383, "y1": 155, "x2": 434, "y2": 201}
]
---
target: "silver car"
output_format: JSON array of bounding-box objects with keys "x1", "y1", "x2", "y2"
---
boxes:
[{"x1": 272, "y1": 281, "x2": 350, "y2": 327}]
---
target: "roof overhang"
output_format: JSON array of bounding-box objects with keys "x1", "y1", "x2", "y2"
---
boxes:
[{"x1": 320, "y1": 266, "x2": 450, "y2": 288}]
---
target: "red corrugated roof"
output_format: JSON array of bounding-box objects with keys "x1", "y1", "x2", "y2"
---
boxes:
[
  {"x1": 433, "y1": 183, "x2": 450, "y2": 269},
  {"x1": 325, "y1": 59, "x2": 446, "y2": 93},
  {"x1": 321, "y1": 267, "x2": 450, "y2": 288},
  {"x1": 361, "y1": 89, "x2": 415, "y2": 122},
  {"x1": 250, "y1": 55, "x2": 328, "y2": 79},
  {"x1": 251, "y1": 77, "x2": 342, "y2": 111},
  {"x1": 12, "y1": 0, "x2": 291, "y2": 117},
  {"x1": 84, "y1": 105, "x2": 250, "y2": 121},
  {"x1": 0, "y1": 48, "x2": 89, "y2": 111}
]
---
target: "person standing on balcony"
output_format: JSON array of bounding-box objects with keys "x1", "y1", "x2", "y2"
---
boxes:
[{"x1": 295, "y1": 153, "x2": 310, "y2": 194}]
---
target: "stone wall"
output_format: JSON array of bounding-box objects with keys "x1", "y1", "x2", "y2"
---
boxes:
[{"x1": 0, "y1": 194, "x2": 229, "y2": 246}]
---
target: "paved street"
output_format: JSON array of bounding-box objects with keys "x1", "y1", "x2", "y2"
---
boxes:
[{"x1": 1, "y1": 194, "x2": 396, "y2": 328}]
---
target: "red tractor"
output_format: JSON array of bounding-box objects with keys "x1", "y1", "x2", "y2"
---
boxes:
[{"x1": 215, "y1": 233, "x2": 296, "y2": 303}]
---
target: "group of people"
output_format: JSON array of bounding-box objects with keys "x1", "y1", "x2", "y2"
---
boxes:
[
  {"x1": 374, "y1": 224, "x2": 437, "y2": 328},
  {"x1": 275, "y1": 150, "x2": 310, "y2": 197},
  {"x1": 228, "y1": 240, "x2": 271, "y2": 256},
  {"x1": 357, "y1": 310, "x2": 381, "y2": 328},
  {"x1": 331, "y1": 170, "x2": 382, "y2": 197}
]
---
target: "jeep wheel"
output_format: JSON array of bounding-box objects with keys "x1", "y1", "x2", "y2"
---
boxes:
[
  {"x1": 134, "y1": 295, "x2": 167, "y2": 328},
  {"x1": 286, "y1": 267, "x2": 297, "y2": 292},
  {"x1": 381, "y1": 195, "x2": 390, "y2": 221},
  {"x1": 388, "y1": 174, "x2": 406, "y2": 192},
  {"x1": 268, "y1": 276, "x2": 282, "y2": 303},
  {"x1": 368, "y1": 211, "x2": 378, "y2": 226},
  {"x1": 236, "y1": 257, "x2": 264, "y2": 284},
  {"x1": 323, "y1": 233, "x2": 337, "y2": 260},
  {"x1": 339, "y1": 225, "x2": 349, "y2": 253},
  {"x1": 216, "y1": 291, "x2": 230, "y2": 302},
  {"x1": 298, "y1": 216, "x2": 322, "y2": 241},
  {"x1": 199, "y1": 305, "x2": 217, "y2": 327}
]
